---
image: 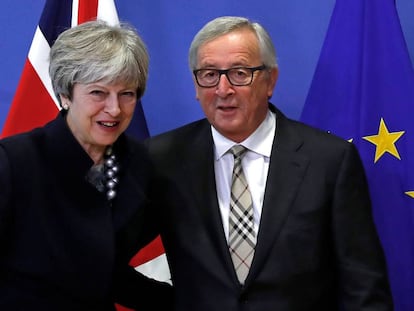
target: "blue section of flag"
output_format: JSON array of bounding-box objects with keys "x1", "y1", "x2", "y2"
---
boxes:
[
  {"x1": 300, "y1": 0, "x2": 414, "y2": 309},
  {"x1": 126, "y1": 100, "x2": 149, "y2": 140},
  {"x1": 39, "y1": 0, "x2": 72, "y2": 45}
]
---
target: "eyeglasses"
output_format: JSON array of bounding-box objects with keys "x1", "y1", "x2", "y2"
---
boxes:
[{"x1": 193, "y1": 65, "x2": 267, "y2": 88}]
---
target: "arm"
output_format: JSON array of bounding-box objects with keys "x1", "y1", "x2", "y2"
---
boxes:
[
  {"x1": 113, "y1": 262, "x2": 173, "y2": 311},
  {"x1": 112, "y1": 190, "x2": 173, "y2": 310},
  {"x1": 0, "y1": 145, "x2": 13, "y2": 253},
  {"x1": 112, "y1": 223, "x2": 173, "y2": 310},
  {"x1": 333, "y1": 143, "x2": 393, "y2": 310}
]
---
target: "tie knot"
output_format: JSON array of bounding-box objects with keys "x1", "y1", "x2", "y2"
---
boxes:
[{"x1": 229, "y1": 145, "x2": 247, "y2": 159}]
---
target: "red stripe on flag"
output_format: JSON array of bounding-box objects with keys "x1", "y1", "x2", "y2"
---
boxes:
[
  {"x1": 78, "y1": 0, "x2": 99, "y2": 23},
  {"x1": 115, "y1": 303, "x2": 135, "y2": 311},
  {"x1": 1, "y1": 60, "x2": 58, "y2": 138},
  {"x1": 129, "y1": 235, "x2": 165, "y2": 267}
]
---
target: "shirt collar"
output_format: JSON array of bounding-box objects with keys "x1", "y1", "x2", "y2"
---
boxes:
[{"x1": 212, "y1": 109, "x2": 276, "y2": 160}]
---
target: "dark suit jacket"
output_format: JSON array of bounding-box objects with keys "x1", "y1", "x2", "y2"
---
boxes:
[
  {"x1": 0, "y1": 113, "x2": 171, "y2": 311},
  {"x1": 146, "y1": 105, "x2": 393, "y2": 311}
]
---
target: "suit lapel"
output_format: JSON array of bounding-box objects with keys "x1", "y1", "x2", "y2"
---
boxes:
[
  {"x1": 246, "y1": 110, "x2": 310, "y2": 284},
  {"x1": 182, "y1": 121, "x2": 237, "y2": 281},
  {"x1": 179, "y1": 113, "x2": 311, "y2": 286}
]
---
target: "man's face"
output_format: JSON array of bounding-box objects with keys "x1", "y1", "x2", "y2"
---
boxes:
[{"x1": 194, "y1": 28, "x2": 278, "y2": 142}]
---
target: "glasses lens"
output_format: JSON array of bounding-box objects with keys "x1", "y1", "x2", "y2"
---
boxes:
[
  {"x1": 228, "y1": 68, "x2": 252, "y2": 85},
  {"x1": 195, "y1": 66, "x2": 263, "y2": 87},
  {"x1": 196, "y1": 69, "x2": 219, "y2": 87}
]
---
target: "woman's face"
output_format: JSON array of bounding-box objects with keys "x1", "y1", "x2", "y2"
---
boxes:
[{"x1": 61, "y1": 82, "x2": 137, "y2": 162}]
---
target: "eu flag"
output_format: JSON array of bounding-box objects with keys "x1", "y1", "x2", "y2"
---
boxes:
[{"x1": 300, "y1": 0, "x2": 414, "y2": 309}]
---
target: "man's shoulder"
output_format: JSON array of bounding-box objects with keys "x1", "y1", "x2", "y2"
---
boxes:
[
  {"x1": 149, "y1": 118, "x2": 209, "y2": 143},
  {"x1": 281, "y1": 115, "x2": 350, "y2": 148},
  {"x1": 145, "y1": 118, "x2": 211, "y2": 158}
]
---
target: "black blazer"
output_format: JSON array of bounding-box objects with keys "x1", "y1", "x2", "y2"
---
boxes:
[
  {"x1": 0, "y1": 113, "x2": 171, "y2": 311},
  {"x1": 147, "y1": 105, "x2": 393, "y2": 311}
]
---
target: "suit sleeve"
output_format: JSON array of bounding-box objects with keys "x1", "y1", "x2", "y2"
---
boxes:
[
  {"x1": 112, "y1": 167, "x2": 174, "y2": 311},
  {"x1": 113, "y1": 264, "x2": 173, "y2": 311},
  {"x1": 332, "y1": 143, "x2": 393, "y2": 310},
  {"x1": 0, "y1": 145, "x2": 13, "y2": 252},
  {"x1": 112, "y1": 215, "x2": 173, "y2": 311}
]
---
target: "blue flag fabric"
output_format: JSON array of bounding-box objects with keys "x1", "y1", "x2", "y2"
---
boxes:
[
  {"x1": 126, "y1": 99, "x2": 149, "y2": 140},
  {"x1": 300, "y1": 0, "x2": 414, "y2": 309},
  {"x1": 39, "y1": 0, "x2": 72, "y2": 46}
]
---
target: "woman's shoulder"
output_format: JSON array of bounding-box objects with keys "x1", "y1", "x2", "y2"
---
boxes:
[{"x1": 0, "y1": 128, "x2": 44, "y2": 159}]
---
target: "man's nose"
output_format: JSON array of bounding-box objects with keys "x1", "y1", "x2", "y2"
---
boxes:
[{"x1": 215, "y1": 73, "x2": 235, "y2": 96}]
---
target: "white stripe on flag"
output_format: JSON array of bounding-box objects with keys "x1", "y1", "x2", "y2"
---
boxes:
[
  {"x1": 72, "y1": 0, "x2": 80, "y2": 26},
  {"x1": 98, "y1": 0, "x2": 119, "y2": 25},
  {"x1": 135, "y1": 254, "x2": 172, "y2": 285},
  {"x1": 28, "y1": 26, "x2": 59, "y2": 109}
]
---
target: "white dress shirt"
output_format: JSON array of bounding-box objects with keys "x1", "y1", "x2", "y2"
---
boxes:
[{"x1": 212, "y1": 110, "x2": 276, "y2": 241}]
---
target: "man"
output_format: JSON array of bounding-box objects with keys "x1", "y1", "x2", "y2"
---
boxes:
[{"x1": 147, "y1": 16, "x2": 393, "y2": 310}]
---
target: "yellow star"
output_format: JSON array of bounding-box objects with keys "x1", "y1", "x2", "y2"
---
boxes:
[
  {"x1": 405, "y1": 191, "x2": 414, "y2": 198},
  {"x1": 363, "y1": 118, "x2": 405, "y2": 163}
]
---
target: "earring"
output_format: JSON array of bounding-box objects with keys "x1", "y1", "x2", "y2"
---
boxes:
[{"x1": 62, "y1": 103, "x2": 69, "y2": 110}]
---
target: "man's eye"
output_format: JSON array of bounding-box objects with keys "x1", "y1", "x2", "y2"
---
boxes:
[
  {"x1": 234, "y1": 69, "x2": 249, "y2": 77},
  {"x1": 200, "y1": 70, "x2": 218, "y2": 78}
]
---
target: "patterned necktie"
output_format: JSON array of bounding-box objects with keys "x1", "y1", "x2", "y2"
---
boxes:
[{"x1": 228, "y1": 145, "x2": 256, "y2": 284}]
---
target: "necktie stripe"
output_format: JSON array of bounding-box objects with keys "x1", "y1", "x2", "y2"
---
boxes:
[{"x1": 228, "y1": 145, "x2": 255, "y2": 284}]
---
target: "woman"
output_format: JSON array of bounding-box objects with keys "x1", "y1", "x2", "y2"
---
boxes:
[{"x1": 0, "y1": 20, "x2": 171, "y2": 310}]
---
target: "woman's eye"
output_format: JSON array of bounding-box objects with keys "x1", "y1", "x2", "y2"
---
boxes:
[
  {"x1": 90, "y1": 90, "x2": 104, "y2": 96},
  {"x1": 121, "y1": 91, "x2": 136, "y2": 97}
]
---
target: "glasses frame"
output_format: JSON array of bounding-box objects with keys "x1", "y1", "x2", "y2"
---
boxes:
[{"x1": 193, "y1": 64, "x2": 267, "y2": 88}]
